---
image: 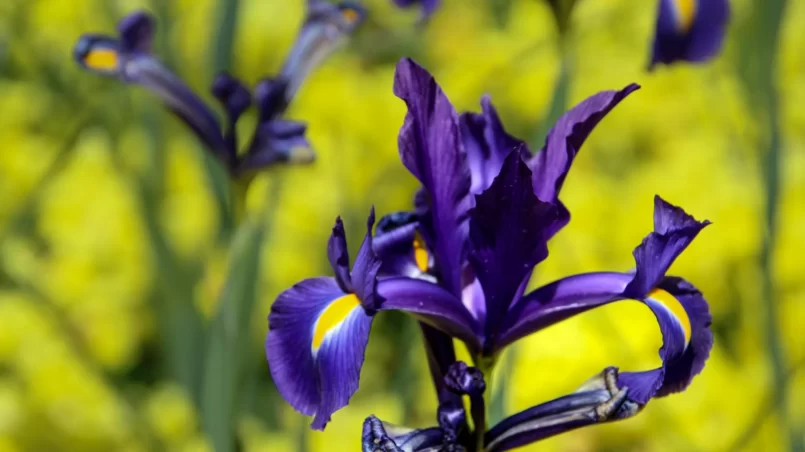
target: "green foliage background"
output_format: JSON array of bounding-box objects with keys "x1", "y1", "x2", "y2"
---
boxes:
[{"x1": 0, "y1": 0, "x2": 803, "y2": 450}]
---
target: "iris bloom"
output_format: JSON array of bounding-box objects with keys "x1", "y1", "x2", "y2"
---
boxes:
[
  {"x1": 73, "y1": 2, "x2": 365, "y2": 176},
  {"x1": 391, "y1": 0, "x2": 441, "y2": 20},
  {"x1": 650, "y1": 0, "x2": 730, "y2": 68},
  {"x1": 389, "y1": 0, "x2": 729, "y2": 69},
  {"x1": 266, "y1": 58, "x2": 713, "y2": 444}
]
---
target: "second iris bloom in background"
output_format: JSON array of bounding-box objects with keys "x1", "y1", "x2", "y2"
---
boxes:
[
  {"x1": 392, "y1": 0, "x2": 730, "y2": 69},
  {"x1": 265, "y1": 57, "x2": 713, "y2": 450}
]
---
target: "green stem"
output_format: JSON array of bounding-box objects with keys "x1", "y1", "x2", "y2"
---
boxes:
[
  {"x1": 530, "y1": 38, "x2": 571, "y2": 153},
  {"x1": 736, "y1": 0, "x2": 798, "y2": 448},
  {"x1": 212, "y1": 0, "x2": 241, "y2": 73}
]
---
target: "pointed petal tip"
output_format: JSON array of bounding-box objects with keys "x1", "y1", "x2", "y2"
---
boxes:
[
  {"x1": 367, "y1": 206, "x2": 376, "y2": 230},
  {"x1": 653, "y1": 195, "x2": 712, "y2": 233}
]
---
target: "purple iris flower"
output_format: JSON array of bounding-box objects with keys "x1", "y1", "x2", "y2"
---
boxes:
[
  {"x1": 362, "y1": 362, "x2": 641, "y2": 451},
  {"x1": 266, "y1": 58, "x2": 713, "y2": 439},
  {"x1": 391, "y1": 0, "x2": 442, "y2": 20},
  {"x1": 73, "y1": 1, "x2": 366, "y2": 176},
  {"x1": 650, "y1": 0, "x2": 730, "y2": 68}
]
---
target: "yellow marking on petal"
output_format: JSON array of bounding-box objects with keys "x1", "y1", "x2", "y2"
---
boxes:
[
  {"x1": 84, "y1": 49, "x2": 119, "y2": 72},
  {"x1": 647, "y1": 288, "x2": 691, "y2": 345},
  {"x1": 413, "y1": 233, "x2": 429, "y2": 273},
  {"x1": 312, "y1": 293, "x2": 360, "y2": 351},
  {"x1": 341, "y1": 7, "x2": 361, "y2": 24},
  {"x1": 673, "y1": 0, "x2": 697, "y2": 32}
]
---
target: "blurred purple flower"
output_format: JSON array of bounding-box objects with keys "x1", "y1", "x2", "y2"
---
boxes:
[
  {"x1": 265, "y1": 58, "x2": 713, "y2": 438},
  {"x1": 73, "y1": 2, "x2": 366, "y2": 176},
  {"x1": 392, "y1": 0, "x2": 442, "y2": 20},
  {"x1": 650, "y1": 0, "x2": 730, "y2": 68}
]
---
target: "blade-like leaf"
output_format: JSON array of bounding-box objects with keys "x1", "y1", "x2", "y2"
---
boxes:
[{"x1": 201, "y1": 218, "x2": 265, "y2": 452}]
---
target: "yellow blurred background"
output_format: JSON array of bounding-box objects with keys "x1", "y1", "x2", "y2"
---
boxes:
[{"x1": 0, "y1": 0, "x2": 803, "y2": 450}]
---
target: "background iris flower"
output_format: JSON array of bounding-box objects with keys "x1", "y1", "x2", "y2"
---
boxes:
[
  {"x1": 73, "y1": 2, "x2": 366, "y2": 177},
  {"x1": 650, "y1": 0, "x2": 731, "y2": 68},
  {"x1": 391, "y1": 0, "x2": 730, "y2": 68},
  {"x1": 266, "y1": 58, "x2": 713, "y2": 448}
]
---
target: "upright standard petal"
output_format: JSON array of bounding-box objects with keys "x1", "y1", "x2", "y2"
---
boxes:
[
  {"x1": 352, "y1": 208, "x2": 383, "y2": 312},
  {"x1": 460, "y1": 96, "x2": 525, "y2": 195},
  {"x1": 650, "y1": 0, "x2": 730, "y2": 68},
  {"x1": 468, "y1": 149, "x2": 558, "y2": 347},
  {"x1": 393, "y1": 58, "x2": 472, "y2": 298},
  {"x1": 328, "y1": 217, "x2": 354, "y2": 293},
  {"x1": 500, "y1": 197, "x2": 712, "y2": 403},
  {"x1": 528, "y1": 84, "x2": 639, "y2": 237}
]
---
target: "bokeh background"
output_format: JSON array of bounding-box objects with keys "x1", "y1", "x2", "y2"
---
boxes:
[{"x1": 1, "y1": 0, "x2": 804, "y2": 450}]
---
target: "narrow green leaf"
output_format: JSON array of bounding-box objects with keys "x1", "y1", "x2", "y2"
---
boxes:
[
  {"x1": 530, "y1": 52, "x2": 570, "y2": 152},
  {"x1": 734, "y1": 1, "x2": 800, "y2": 449},
  {"x1": 201, "y1": 219, "x2": 265, "y2": 452},
  {"x1": 135, "y1": 104, "x2": 208, "y2": 407}
]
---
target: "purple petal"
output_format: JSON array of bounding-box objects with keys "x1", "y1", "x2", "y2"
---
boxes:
[
  {"x1": 352, "y1": 208, "x2": 383, "y2": 311},
  {"x1": 393, "y1": 58, "x2": 472, "y2": 298},
  {"x1": 373, "y1": 212, "x2": 424, "y2": 278},
  {"x1": 528, "y1": 84, "x2": 639, "y2": 237},
  {"x1": 650, "y1": 0, "x2": 730, "y2": 68},
  {"x1": 239, "y1": 120, "x2": 314, "y2": 172},
  {"x1": 620, "y1": 276, "x2": 713, "y2": 401},
  {"x1": 122, "y1": 56, "x2": 230, "y2": 163},
  {"x1": 211, "y1": 72, "x2": 251, "y2": 123},
  {"x1": 501, "y1": 272, "x2": 712, "y2": 405},
  {"x1": 377, "y1": 277, "x2": 479, "y2": 351},
  {"x1": 266, "y1": 277, "x2": 374, "y2": 430},
  {"x1": 392, "y1": 0, "x2": 442, "y2": 19},
  {"x1": 281, "y1": 1, "x2": 366, "y2": 101},
  {"x1": 117, "y1": 11, "x2": 154, "y2": 53},
  {"x1": 266, "y1": 277, "x2": 342, "y2": 417},
  {"x1": 460, "y1": 96, "x2": 526, "y2": 195},
  {"x1": 313, "y1": 303, "x2": 374, "y2": 429},
  {"x1": 623, "y1": 195, "x2": 710, "y2": 299},
  {"x1": 328, "y1": 217, "x2": 354, "y2": 293},
  {"x1": 485, "y1": 390, "x2": 612, "y2": 451},
  {"x1": 255, "y1": 77, "x2": 291, "y2": 122},
  {"x1": 469, "y1": 149, "x2": 558, "y2": 344},
  {"x1": 211, "y1": 72, "x2": 252, "y2": 158}
]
